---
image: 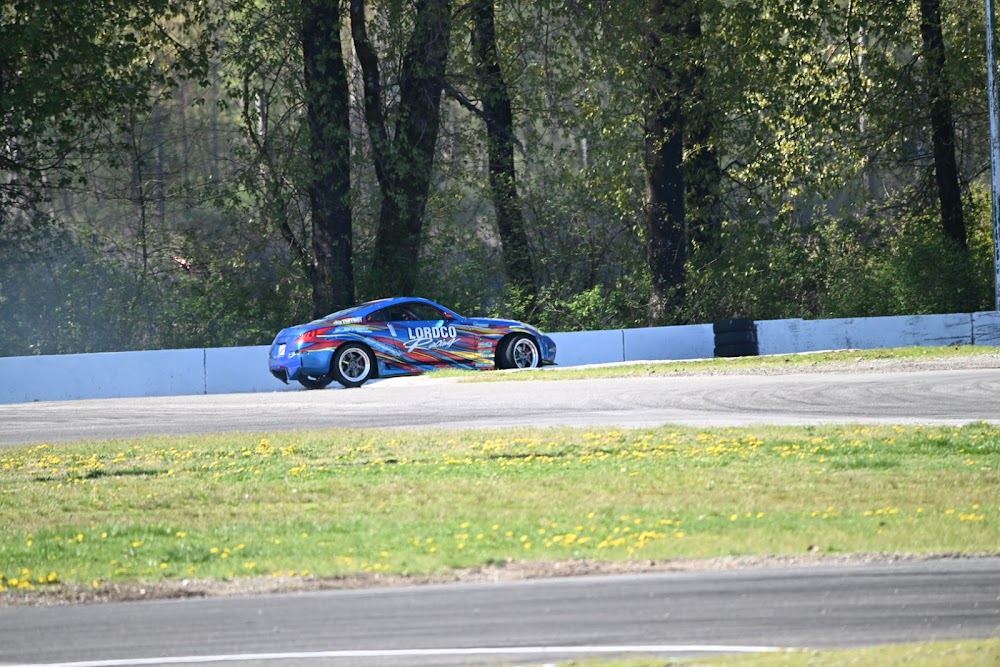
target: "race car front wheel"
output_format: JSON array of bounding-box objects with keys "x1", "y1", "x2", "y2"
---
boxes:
[
  {"x1": 498, "y1": 334, "x2": 540, "y2": 369},
  {"x1": 332, "y1": 343, "x2": 376, "y2": 388}
]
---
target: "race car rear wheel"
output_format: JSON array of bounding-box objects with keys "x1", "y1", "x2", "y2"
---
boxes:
[
  {"x1": 332, "y1": 343, "x2": 376, "y2": 388},
  {"x1": 298, "y1": 375, "x2": 333, "y2": 390},
  {"x1": 499, "y1": 334, "x2": 540, "y2": 370}
]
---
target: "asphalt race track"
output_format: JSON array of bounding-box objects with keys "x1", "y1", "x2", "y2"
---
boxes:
[
  {"x1": 1, "y1": 367, "x2": 999, "y2": 446},
  {"x1": 1, "y1": 368, "x2": 998, "y2": 665},
  {"x1": 1, "y1": 559, "x2": 998, "y2": 666}
]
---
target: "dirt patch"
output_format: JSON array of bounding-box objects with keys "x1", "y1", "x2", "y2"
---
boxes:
[
  {"x1": 592, "y1": 351, "x2": 1000, "y2": 377},
  {"x1": 2, "y1": 552, "x2": 992, "y2": 607},
  {"x1": 716, "y1": 352, "x2": 1000, "y2": 375}
]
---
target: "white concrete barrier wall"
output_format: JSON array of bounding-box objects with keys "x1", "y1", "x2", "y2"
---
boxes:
[
  {"x1": 756, "y1": 313, "x2": 973, "y2": 356},
  {"x1": 1, "y1": 311, "x2": 997, "y2": 405},
  {"x1": 0, "y1": 348, "x2": 205, "y2": 404},
  {"x1": 623, "y1": 324, "x2": 714, "y2": 361},
  {"x1": 974, "y1": 311, "x2": 1000, "y2": 345},
  {"x1": 205, "y1": 345, "x2": 297, "y2": 395},
  {"x1": 548, "y1": 330, "x2": 623, "y2": 367}
]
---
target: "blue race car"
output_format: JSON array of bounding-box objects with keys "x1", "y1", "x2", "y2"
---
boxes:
[{"x1": 268, "y1": 297, "x2": 557, "y2": 389}]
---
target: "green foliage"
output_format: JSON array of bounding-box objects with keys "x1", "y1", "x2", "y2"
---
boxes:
[
  {"x1": 0, "y1": 227, "x2": 308, "y2": 356},
  {"x1": 820, "y1": 188, "x2": 994, "y2": 317},
  {"x1": 685, "y1": 213, "x2": 829, "y2": 322},
  {"x1": 530, "y1": 283, "x2": 650, "y2": 333},
  {"x1": 0, "y1": 0, "x2": 217, "y2": 216},
  {"x1": 409, "y1": 181, "x2": 508, "y2": 313},
  {"x1": 2, "y1": 0, "x2": 997, "y2": 357},
  {"x1": 0, "y1": 237, "x2": 120, "y2": 356},
  {"x1": 684, "y1": 185, "x2": 996, "y2": 323}
]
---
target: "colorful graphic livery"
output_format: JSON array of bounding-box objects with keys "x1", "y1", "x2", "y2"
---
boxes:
[{"x1": 268, "y1": 297, "x2": 557, "y2": 388}]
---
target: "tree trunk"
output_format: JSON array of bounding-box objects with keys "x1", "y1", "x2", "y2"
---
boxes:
[
  {"x1": 352, "y1": 0, "x2": 452, "y2": 297},
  {"x1": 918, "y1": 0, "x2": 966, "y2": 248},
  {"x1": 682, "y1": 6, "x2": 721, "y2": 253},
  {"x1": 303, "y1": 0, "x2": 354, "y2": 316},
  {"x1": 643, "y1": 0, "x2": 689, "y2": 324},
  {"x1": 471, "y1": 0, "x2": 537, "y2": 316}
]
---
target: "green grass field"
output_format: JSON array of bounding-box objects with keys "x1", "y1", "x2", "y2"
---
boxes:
[
  {"x1": 1, "y1": 420, "x2": 996, "y2": 591},
  {"x1": 558, "y1": 637, "x2": 1000, "y2": 666}
]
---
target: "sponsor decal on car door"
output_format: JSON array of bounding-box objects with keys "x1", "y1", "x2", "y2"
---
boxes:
[{"x1": 404, "y1": 323, "x2": 459, "y2": 353}]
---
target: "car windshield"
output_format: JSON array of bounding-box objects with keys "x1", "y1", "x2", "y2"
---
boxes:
[{"x1": 320, "y1": 304, "x2": 367, "y2": 321}]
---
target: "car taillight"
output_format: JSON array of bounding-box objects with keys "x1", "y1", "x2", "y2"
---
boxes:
[{"x1": 294, "y1": 327, "x2": 330, "y2": 346}]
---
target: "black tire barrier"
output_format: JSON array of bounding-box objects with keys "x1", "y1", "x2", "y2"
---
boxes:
[
  {"x1": 712, "y1": 318, "x2": 756, "y2": 335},
  {"x1": 714, "y1": 330, "x2": 758, "y2": 346},
  {"x1": 715, "y1": 342, "x2": 760, "y2": 358},
  {"x1": 713, "y1": 319, "x2": 758, "y2": 357}
]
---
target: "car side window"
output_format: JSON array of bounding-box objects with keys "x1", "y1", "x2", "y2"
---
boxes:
[
  {"x1": 390, "y1": 306, "x2": 415, "y2": 321},
  {"x1": 405, "y1": 303, "x2": 448, "y2": 321},
  {"x1": 367, "y1": 308, "x2": 389, "y2": 323}
]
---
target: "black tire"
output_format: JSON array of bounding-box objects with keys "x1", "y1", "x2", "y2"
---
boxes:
[
  {"x1": 331, "y1": 343, "x2": 376, "y2": 388},
  {"x1": 298, "y1": 375, "x2": 333, "y2": 390},
  {"x1": 714, "y1": 342, "x2": 759, "y2": 358},
  {"x1": 497, "y1": 334, "x2": 541, "y2": 369},
  {"x1": 715, "y1": 330, "x2": 757, "y2": 346},
  {"x1": 713, "y1": 318, "x2": 755, "y2": 335}
]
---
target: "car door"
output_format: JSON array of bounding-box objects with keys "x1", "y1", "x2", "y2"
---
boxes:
[{"x1": 385, "y1": 301, "x2": 483, "y2": 369}]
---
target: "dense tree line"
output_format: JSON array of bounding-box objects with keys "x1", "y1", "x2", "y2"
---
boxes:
[{"x1": 0, "y1": 0, "x2": 996, "y2": 356}]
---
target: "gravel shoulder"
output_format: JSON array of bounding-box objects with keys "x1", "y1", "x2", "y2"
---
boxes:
[
  {"x1": 554, "y1": 351, "x2": 1000, "y2": 377},
  {"x1": 4, "y1": 552, "x2": 996, "y2": 608}
]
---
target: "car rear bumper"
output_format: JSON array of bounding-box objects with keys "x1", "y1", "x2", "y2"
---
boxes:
[{"x1": 269, "y1": 354, "x2": 303, "y2": 383}]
